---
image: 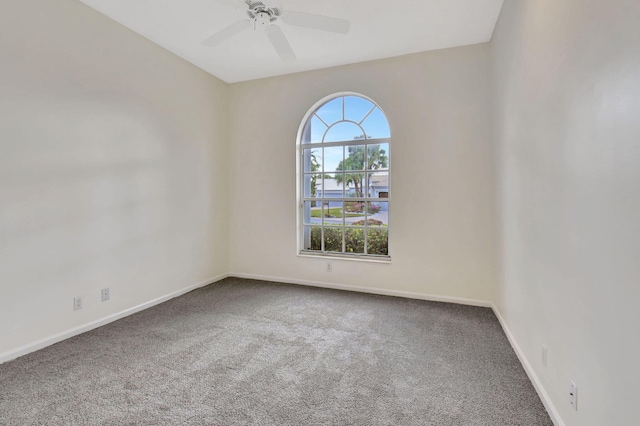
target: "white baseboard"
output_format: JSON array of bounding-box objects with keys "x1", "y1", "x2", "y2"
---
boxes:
[
  {"x1": 492, "y1": 305, "x2": 565, "y2": 426},
  {"x1": 229, "y1": 272, "x2": 492, "y2": 308},
  {"x1": 0, "y1": 273, "x2": 228, "y2": 365}
]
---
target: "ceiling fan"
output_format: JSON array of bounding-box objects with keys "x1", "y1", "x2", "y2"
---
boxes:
[{"x1": 202, "y1": 0, "x2": 351, "y2": 61}]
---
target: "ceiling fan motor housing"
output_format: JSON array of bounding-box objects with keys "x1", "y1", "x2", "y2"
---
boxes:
[
  {"x1": 254, "y1": 12, "x2": 272, "y2": 28},
  {"x1": 246, "y1": 1, "x2": 281, "y2": 28}
]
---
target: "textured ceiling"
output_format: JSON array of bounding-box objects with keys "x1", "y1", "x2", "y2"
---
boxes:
[{"x1": 78, "y1": 0, "x2": 504, "y2": 83}]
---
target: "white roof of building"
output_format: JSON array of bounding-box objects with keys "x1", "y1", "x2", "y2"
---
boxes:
[{"x1": 318, "y1": 175, "x2": 388, "y2": 191}]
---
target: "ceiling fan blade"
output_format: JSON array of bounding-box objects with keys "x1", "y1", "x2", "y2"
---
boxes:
[
  {"x1": 281, "y1": 11, "x2": 350, "y2": 34},
  {"x1": 265, "y1": 25, "x2": 296, "y2": 61},
  {"x1": 202, "y1": 20, "x2": 251, "y2": 47}
]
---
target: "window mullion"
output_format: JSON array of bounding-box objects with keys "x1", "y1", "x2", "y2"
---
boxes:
[
  {"x1": 315, "y1": 113, "x2": 330, "y2": 128},
  {"x1": 312, "y1": 139, "x2": 390, "y2": 149},
  {"x1": 342, "y1": 144, "x2": 346, "y2": 253},
  {"x1": 359, "y1": 105, "x2": 377, "y2": 125}
]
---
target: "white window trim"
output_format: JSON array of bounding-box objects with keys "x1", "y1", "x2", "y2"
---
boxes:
[{"x1": 296, "y1": 92, "x2": 392, "y2": 262}]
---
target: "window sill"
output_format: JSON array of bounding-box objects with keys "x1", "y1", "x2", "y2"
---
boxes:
[{"x1": 298, "y1": 252, "x2": 391, "y2": 264}]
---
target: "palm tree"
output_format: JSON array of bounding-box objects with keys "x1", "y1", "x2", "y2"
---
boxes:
[{"x1": 334, "y1": 145, "x2": 387, "y2": 198}]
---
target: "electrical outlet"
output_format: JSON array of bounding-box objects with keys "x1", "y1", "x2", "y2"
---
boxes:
[
  {"x1": 73, "y1": 297, "x2": 82, "y2": 311},
  {"x1": 326, "y1": 263, "x2": 332, "y2": 272},
  {"x1": 569, "y1": 381, "x2": 578, "y2": 411},
  {"x1": 101, "y1": 288, "x2": 110, "y2": 302},
  {"x1": 542, "y1": 345, "x2": 548, "y2": 367}
]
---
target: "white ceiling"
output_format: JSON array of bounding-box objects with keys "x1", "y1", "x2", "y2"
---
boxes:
[{"x1": 78, "y1": 0, "x2": 504, "y2": 83}]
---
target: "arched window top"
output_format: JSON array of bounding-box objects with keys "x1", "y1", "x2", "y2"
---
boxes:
[{"x1": 301, "y1": 94, "x2": 390, "y2": 144}]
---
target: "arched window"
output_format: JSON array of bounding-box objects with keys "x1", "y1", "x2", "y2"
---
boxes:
[{"x1": 298, "y1": 94, "x2": 390, "y2": 259}]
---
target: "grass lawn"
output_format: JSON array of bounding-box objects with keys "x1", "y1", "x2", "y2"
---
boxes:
[{"x1": 310, "y1": 208, "x2": 363, "y2": 218}]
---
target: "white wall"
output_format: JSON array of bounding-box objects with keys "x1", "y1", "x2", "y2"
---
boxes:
[
  {"x1": 7, "y1": 3, "x2": 637, "y2": 423},
  {"x1": 491, "y1": 1, "x2": 640, "y2": 425},
  {"x1": 0, "y1": 0, "x2": 229, "y2": 357},
  {"x1": 228, "y1": 45, "x2": 497, "y2": 304}
]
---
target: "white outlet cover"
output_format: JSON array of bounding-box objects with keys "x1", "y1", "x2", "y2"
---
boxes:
[{"x1": 569, "y1": 381, "x2": 578, "y2": 411}]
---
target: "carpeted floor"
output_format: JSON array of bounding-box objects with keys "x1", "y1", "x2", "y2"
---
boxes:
[{"x1": 0, "y1": 278, "x2": 552, "y2": 425}]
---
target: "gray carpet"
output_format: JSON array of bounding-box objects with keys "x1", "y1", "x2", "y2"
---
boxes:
[{"x1": 0, "y1": 278, "x2": 552, "y2": 425}]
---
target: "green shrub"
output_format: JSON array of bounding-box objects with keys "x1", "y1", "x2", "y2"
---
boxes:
[
  {"x1": 323, "y1": 227, "x2": 343, "y2": 252},
  {"x1": 345, "y1": 228, "x2": 365, "y2": 253},
  {"x1": 309, "y1": 226, "x2": 388, "y2": 255},
  {"x1": 351, "y1": 219, "x2": 384, "y2": 227},
  {"x1": 344, "y1": 202, "x2": 381, "y2": 215},
  {"x1": 368, "y1": 204, "x2": 381, "y2": 214},
  {"x1": 344, "y1": 202, "x2": 364, "y2": 213},
  {"x1": 367, "y1": 228, "x2": 388, "y2": 255}
]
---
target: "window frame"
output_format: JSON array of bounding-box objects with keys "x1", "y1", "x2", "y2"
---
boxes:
[{"x1": 296, "y1": 92, "x2": 391, "y2": 262}]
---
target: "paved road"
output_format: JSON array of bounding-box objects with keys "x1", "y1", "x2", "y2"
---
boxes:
[{"x1": 309, "y1": 210, "x2": 388, "y2": 225}]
